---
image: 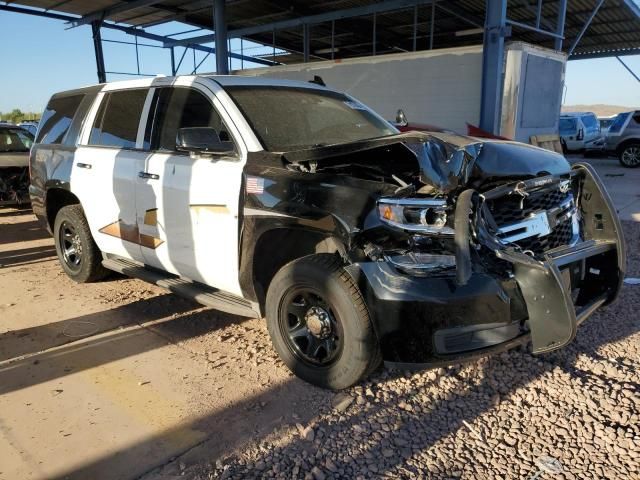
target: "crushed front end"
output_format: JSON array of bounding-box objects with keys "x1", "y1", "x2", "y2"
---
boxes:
[{"x1": 348, "y1": 159, "x2": 625, "y2": 367}]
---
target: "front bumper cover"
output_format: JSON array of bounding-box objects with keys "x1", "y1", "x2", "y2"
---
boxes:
[{"x1": 350, "y1": 162, "x2": 626, "y2": 366}]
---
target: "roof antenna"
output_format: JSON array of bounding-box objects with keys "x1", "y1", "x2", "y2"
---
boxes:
[{"x1": 309, "y1": 75, "x2": 326, "y2": 86}]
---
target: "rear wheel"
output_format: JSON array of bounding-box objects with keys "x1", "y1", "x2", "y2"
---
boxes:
[
  {"x1": 619, "y1": 143, "x2": 640, "y2": 168},
  {"x1": 53, "y1": 205, "x2": 109, "y2": 283},
  {"x1": 266, "y1": 254, "x2": 380, "y2": 390}
]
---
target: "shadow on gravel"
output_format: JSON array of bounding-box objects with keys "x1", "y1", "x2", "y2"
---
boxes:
[
  {"x1": 0, "y1": 244, "x2": 56, "y2": 267},
  {"x1": 0, "y1": 294, "x2": 250, "y2": 394},
  {"x1": 0, "y1": 207, "x2": 33, "y2": 218},
  {"x1": 0, "y1": 218, "x2": 50, "y2": 245}
]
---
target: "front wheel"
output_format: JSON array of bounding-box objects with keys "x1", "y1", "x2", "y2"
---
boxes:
[
  {"x1": 53, "y1": 205, "x2": 109, "y2": 283},
  {"x1": 266, "y1": 254, "x2": 381, "y2": 390},
  {"x1": 619, "y1": 143, "x2": 640, "y2": 168}
]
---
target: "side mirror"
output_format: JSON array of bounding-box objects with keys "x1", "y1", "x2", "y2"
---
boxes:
[
  {"x1": 176, "y1": 127, "x2": 236, "y2": 156},
  {"x1": 395, "y1": 109, "x2": 408, "y2": 126}
]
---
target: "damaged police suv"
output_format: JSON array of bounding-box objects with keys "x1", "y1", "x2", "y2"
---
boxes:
[{"x1": 30, "y1": 76, "x2": 625, "y2": 389}]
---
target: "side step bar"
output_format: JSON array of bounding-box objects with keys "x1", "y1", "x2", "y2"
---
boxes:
[{"x1": 102, "y1": 257, "x2": 260, "y2": 318}]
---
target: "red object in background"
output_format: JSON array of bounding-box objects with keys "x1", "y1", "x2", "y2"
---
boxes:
[{"x1": 465, "y1": 123, "x2": 511, "y2": 140}]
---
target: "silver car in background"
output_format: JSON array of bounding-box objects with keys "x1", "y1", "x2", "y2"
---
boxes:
[
  {"x1": 605, "y1": 111, "x2": 640, "y2": 168},
  {"x1": 559, "y1": 112, "x2": 602, "y2": 153}
]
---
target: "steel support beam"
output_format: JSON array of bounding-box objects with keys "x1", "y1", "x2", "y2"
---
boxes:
[
  {"x1": 568, "y1": 0, "x2": 606, "y2": 57},
  {"x1": 91, "y1": 21, "x2": 107, "y2": 83},
  {"x1": 165, "y1": 0, "x2": 437, "y2": 48},
  {"x1": 569, "y1": 48, "x2": 640, "y2": 60},
  {"x1": 0, "y1": 4, "x2": 276, "y2": 68},
  {"x1": 616, "y1": 56, "x2": 640, "y2": 83},
  {"x1": 555, "y1": 0, "x2": 568, "y2": 50},
  {"x1": 68, "y1": 0, "x2": 164, "y2": 28},
  {"x1": 170, "y1": 46, "x2": 176, "y2": 75},
  {"x1": 479, "y1": 0, "x2": 507, "y2": 134},
  {"x1": 213, "y1": 0, "x2": 229, "y2": 74},
  {"x1": 303, "y1": 23, "x2": 310, "y2": 62}
]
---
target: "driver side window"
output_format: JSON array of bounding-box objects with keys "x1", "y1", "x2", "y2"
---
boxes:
[{"x1": 146, "y1": 87, "x2": 233, "y2": 152}]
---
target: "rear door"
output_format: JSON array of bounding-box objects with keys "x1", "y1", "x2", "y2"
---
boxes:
[
  {"x1": 71, "y1": 88, "x2": 151, "y2": 262},
  {"x1": 134, "y1": 82, "x2": 246, "y2": 295}
]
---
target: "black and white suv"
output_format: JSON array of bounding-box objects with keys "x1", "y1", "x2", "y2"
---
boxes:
[{"x1": 30, "y1": 76, "x2": 625, "y2": 389}]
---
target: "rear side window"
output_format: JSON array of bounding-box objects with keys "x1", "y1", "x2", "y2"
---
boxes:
[
  {"x1": 559, "y1": 118, "x2": 577, "y2": 134},
  {"x1": 36, "y1": 94, "x2": 84, "y2": 144},
  {"x1": 148, "y1": 88, "x2": 231, "y2": 152},
  {"x1": 581, "y1": 114, "x2": 599, "y2": 130},
  {"x1": 89, "y1": 89, "x2": 147, "y2": 148},
  {"x1": 608, "y1": 112, "x2": 630, "y2": 134}
]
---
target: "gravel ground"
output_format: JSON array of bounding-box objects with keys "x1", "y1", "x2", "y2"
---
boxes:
[{"x1": 172, "y1": 220, "x2": 640, "y2": 480}]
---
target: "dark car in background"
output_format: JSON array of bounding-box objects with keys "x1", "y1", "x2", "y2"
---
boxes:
[{"x1": 0, "y1": 124, "x2": 32, "y2": 205}]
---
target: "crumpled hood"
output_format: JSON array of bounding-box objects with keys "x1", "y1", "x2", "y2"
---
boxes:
[{"x1": 282, "y1": 131, "x2": 571, "y2": 193}]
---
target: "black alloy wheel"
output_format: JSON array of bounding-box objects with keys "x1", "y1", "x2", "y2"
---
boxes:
[
  {"x1": 53, "y1": 204, "x2": 109, "y2": 283},
  {"x1": 58, "y1": 220, "x2": 83, "y2": 272},
  {"x1": 266, "y1": 254, "x2": 381, "y2": 390},
  {"x1": 280, "y1": 288, "x2": 343, "y2": 366}
]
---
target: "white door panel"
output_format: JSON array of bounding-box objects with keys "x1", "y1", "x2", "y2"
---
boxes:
[
  {"x1": 71, "y1": 146, "x2": 142, "y2": 261},
  {"x1": 137, "y1": 153, "x2": 243, "y2": 295},
  {"x1": 134, "y1": 85, "x2": 246, "y2": 296}
]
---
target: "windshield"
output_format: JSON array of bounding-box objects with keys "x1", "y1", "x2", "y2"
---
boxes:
[
  {"x1": 225, "y1": 86, "x2": 396, "y2": 151},
  {"x1": 0, "y1": 128, "x2": 33, "y2": 152},
  {"x1": 608, "y1": 112, "x2": 630, "y2": 134},
  {"x1": 559, "y1": 118, "x2": 577, "y2": 134}
]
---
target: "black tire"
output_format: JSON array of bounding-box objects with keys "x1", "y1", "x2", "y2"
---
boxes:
[
  {"x1": 53, "y1": 204, "x2": 109, "y2": 283},
  {"x1": 266, "y1": 254, "x2": 381, "y2": 390},
  {"x1": 618, "y1": 143, "x2": 640, "y2": 168}
]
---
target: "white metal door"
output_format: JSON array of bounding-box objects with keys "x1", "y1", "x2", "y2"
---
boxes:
[
  {"x1": 71, "y1": 87, "x2": 152, "y2": 262},
  {"x1": 135, "y1": 83, "x2": 246, "y2": 296},
  {"x1": 71, "y1": 146, "x2": 143, "y2": 261}
]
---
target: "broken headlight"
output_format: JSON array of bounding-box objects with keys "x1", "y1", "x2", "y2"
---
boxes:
[{"x1": 377, "y1": 198, "x2": 454, "y2": 235}]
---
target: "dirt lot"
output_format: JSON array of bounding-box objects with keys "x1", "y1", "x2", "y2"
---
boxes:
[{"x1": 1, "y1": 159, "x2": 639, "y2": 479}]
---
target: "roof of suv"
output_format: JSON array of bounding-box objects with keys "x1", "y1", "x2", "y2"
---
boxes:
[{"x1": 53, "y1": 75, "x2": 331, "y2": 98}]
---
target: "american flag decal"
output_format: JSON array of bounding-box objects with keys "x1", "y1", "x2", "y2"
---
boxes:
[{"x1": 246, "y1": 176, "x2": 265, "y2": 194}]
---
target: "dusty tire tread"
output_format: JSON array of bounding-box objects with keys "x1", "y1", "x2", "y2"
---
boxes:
[
  {"x1": 266, "y1": 254, "x2": 381, "y2": 390},
  {"x1": 53, "y1": 205, "x2": 109, "y2": 283}
]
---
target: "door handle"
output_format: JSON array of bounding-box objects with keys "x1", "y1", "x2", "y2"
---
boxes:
[
  {"x1": 138, "y1": 171, "x2": 160, "y2": 180},
  {"x1": 77, "y1": 163, "x2": 92, "y2": 169}
]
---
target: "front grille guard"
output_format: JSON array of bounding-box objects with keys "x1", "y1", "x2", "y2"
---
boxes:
[{"x1": 454, "y1": 163, "x2": 626, "y2": 354}]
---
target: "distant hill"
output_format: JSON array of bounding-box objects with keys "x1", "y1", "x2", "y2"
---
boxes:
[{"x1": 561, "y1": 104, "x2": 638, "y2": 117}]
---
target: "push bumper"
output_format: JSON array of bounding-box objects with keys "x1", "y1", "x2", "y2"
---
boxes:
[{"x1": 349, "y1": 163, "x2": 626, "y2": 366}]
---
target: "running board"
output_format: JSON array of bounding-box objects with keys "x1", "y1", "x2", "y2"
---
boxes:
[{"x1": 102, "y1": 257, "x2": 260, "y2": 318}]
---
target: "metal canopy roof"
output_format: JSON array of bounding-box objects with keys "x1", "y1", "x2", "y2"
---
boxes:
[{"x1": 4, "y1": 0, "x2": 640, "y2": 62}]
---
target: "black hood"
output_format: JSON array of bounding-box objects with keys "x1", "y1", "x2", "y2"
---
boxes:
[{"x1": 282, "y1": 131, "x2": 571, "y2": 193}]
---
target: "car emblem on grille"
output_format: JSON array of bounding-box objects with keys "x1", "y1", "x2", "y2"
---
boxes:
[{"x1": 559, "y1": 180, "x2": 571, "y2": 194}]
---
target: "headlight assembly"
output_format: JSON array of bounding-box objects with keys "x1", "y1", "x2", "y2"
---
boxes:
[{"x1": 377, "y1": 197, "x2": 454, "y2": 235}]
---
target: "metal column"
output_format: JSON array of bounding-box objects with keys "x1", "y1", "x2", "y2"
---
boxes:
[
  {"x1": 303, "y1": 24, "x2": 310, "y2": 62},
  {"x1": 213, "y1": 0, "x2": 229, "y2": 74},
  {"x1": 170, "y1": 46, "x2": 176, "y2": 75},
  {"x1": 479, "y1": 0, "x2": 507, "y2": 134},
  {"x1": 554, "y1": 0, "x2": 567, "y2": 50},
  {"x1": 91, "y1": 20, "x2": 107, "y2": 83}
]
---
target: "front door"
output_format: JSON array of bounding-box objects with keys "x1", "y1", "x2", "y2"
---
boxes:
[
  {"x1": 135, "y1": 84, "x2": 245, "y2": 296},
  {"x1": 72, "y1": 88, "x2": 150, "y2": 262}
]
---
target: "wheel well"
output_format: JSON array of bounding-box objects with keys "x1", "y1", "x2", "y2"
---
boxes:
[
  {"x1": 46, "y1": 188, "x2": 81, "y2": 231},
  {"x1": 616, "y1": 138, "x2": 640, "y2": 155},
  {"x1": 252, "y1": 229, "x2": 346, "y2": 305}
]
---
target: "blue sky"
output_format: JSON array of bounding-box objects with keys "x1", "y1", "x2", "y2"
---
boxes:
[{"x1": 1, "y1": 8, "x2": 639, "y2": 113}]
